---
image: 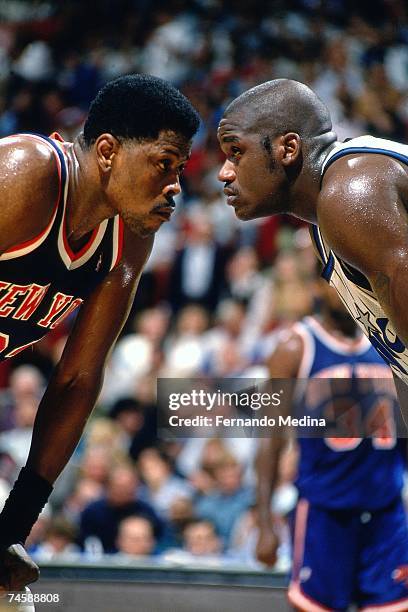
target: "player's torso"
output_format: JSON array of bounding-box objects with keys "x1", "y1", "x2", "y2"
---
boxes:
[
  {"x1": 294, "y1": 315, "x2": 405, "y2": 511},
  {"x1": 311, "y1": 135, "x2": 408, "y2": 383},
  {"x1": 0, "y1": 133, "x2": 123, "y2": 359}
]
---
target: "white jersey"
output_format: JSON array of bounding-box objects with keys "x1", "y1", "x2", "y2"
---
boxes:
[{"x1": 311, "y1": 135, "x2": 408, "y2": 383}]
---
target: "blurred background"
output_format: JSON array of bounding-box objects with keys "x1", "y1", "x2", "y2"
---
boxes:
[{"x1": 0, "y1": 0, "x2": 407, "y2": 574}]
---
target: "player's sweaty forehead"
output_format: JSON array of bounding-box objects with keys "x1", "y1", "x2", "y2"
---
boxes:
[
  {"x1": 125, "y1": 129, "x2": 192, "y2": 162},
  {"x1": 154, "y1": 129, "x2": 192, "y2": 159},
  {"x1": 217, "y1": 116, "x2": 246, "y2": 145}
]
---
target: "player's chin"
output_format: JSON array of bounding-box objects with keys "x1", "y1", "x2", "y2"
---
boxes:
[
  {"x1": 126, "y1": 215, "x2": 165, "y2": 238},
  {"x1": 233, "y1": 203, "x2": 258, "y2": 221}
]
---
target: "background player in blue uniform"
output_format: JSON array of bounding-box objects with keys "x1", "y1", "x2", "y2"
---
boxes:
[
  {"x1": 217, "y1": 79, "x2": 408, "y2": 425},
  {"x1": 0, "y1": 74, "x2": 200, "y2": 592},
  {"x1": 256, "y1": 278, "x2": 408, "y2": 611}
]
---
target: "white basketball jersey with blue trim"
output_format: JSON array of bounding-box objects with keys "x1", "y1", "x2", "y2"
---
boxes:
[{"x1": 312, "y1": 135, "x2": 408, "y2": 383}]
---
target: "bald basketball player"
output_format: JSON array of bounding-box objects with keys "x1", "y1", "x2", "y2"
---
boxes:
[
  {"x1": 217, "y1": 79, "x2": 408, "y2": 423},
  {"x1": 0, "y1": 74, "x2": 199, "y2": 591}
]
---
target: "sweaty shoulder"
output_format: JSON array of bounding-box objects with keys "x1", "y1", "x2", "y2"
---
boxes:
[
  {"x1": 316, "y1": 151, "x2": 408, "y2": 274},
  {"x1": 0, "y1": 134, "x2": 60, "y2": 255}
]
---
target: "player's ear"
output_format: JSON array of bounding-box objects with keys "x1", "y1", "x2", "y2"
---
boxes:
[
  {"x1": 95, "y1": 134, "x2": 121, "y2": 174},
  {"x1": 279, "y1": 133, "x2": 301, "y2": 167}
]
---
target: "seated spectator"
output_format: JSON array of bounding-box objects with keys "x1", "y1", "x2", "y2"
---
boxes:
[
  {"x1": 109, "y1": 397, "x2": 157, "y2": 460},
  {"x1": 33, "y1": 516, "x2": 81, "y2": 561},
  {"x1": 162, "y1": 519, "x2": 224, "y2": 566},
  {"x1": 0, "y1": 394, "x2": 38, "y2": 469},
  {"x1": 79, "y1": 446, "x2": 113, "y2": 487},
  {"x1": 137, "y1": 448, "x2": 192, "y2": 519},
  {"x1": 162, "y1": 304, "x2": 209, "y2": 376},
  {"x1": 79, "y1": 463, "x2": 164, "y2": 554},
  {"x1": 183, "y1": 520, "x2": 222, "y2": 557},
  {"x1": 62, "y1": 477, "x2": 104, "y2": 524},
  {"x1": 116, "y1": 516, "x2": 156, "y2": 558},
  {"x1": 167, "y1": 496, "x2": 195, "y2": 547},
  {"x1": 0, "y1": 365, "x2": 45, "y2": 432},
  {"x1": 195, "y1": 455, "x2": 254, "y2": 547}
]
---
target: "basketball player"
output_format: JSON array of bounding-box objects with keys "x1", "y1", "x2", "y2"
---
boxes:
[
  {"x1": 0, "y1": 74, "x2": 200, "y2": 591},
  {"x1": 217, "y1": 79, "x2": 408, "y2": 422},
  {"x1": 256, "y1": 279, "x2": 408, "y2": 611}
]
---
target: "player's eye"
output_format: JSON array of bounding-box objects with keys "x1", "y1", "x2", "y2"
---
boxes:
[
  {"x1": 177, "y1": 163, "x2": 186, "y2": 175},
  {"x1": 229, "y1": 146, "x2": 242, "y2": 160},
  {"x1": 158, "y1": 159, "x2": 172, "y2": 172}
]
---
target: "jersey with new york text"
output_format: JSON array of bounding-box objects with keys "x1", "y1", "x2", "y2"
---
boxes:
[
  {"x1": 0, "y1": 133, "x2": 124, "y2": 359},
  {"x1": 294, "y1": 316, "x2": 405, "y2": 510},
  {"x1": 311, "y1": 135, "x2": 408, "y2": 383}
]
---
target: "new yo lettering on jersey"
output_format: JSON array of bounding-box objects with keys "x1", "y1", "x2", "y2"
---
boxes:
[{"x1": 0, "y1": 280, "x2": 83, "y2": 358}]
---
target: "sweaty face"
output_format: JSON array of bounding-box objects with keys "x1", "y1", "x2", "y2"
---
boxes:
[
  {"x1": 217, "y1": 113, "x2": 289, "y2": 220},
  {"x1": 106, "y1": 130, "x2": 191, "y2": 238}
]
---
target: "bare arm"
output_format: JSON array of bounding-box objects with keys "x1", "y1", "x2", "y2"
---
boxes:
[
  {"x1": 256, "y1": 330, "x2": 302, "y2": 565},
  {"x1": 26, "y1": 228, "x2": 154, "y2": 483},
  {"x1": 318, "y1": 153, "x2": 408, "y2": 345}
]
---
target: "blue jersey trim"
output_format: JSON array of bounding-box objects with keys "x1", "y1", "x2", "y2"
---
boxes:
[
  {"x1": 37, "y1": 134, "x2": 68, "y2": 188},
  {"x1": 322, "y1": 252, "x2": 334, "y2": 281},
  {"x1": 310, "y1": 225, "x2": 327, "y2": 264},
  {"x1": 323, "y1": 146, "x2": 408, "y2": 177}
]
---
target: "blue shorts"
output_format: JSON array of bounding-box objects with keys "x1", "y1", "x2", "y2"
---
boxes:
[{"x1": 288, "y1": 498, "x2": 408, "y2": 611}]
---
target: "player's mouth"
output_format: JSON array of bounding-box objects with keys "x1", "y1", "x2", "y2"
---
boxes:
[
  {"x1": 152, "y1": 197, "x2": 176, "y2": 220},
  {"x1": 223, "y1": 187, "x2": 239, "y2": 207},
  {"x1": 153, "y1": 206, "x2": 174, "y2": 220}
]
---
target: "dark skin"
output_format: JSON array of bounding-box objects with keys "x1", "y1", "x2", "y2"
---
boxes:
[
  {"x1": 256, "y1": 284, "x2": 393, "y2": 612},
  {"x1": 218, "y1": 110, "x2": 408, "y2": 420},
  {"x1": 0, "y1": 131, "x2": 190, "y2": 486},
  {"x1": 0, "y1": 130, "x2": 190, "y2": 592}
]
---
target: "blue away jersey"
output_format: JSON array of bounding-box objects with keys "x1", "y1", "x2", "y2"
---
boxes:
[{"x1": 294, "y1": 316, "x2": 406, "y2": 510}]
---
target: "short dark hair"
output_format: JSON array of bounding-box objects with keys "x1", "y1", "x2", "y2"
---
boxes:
[{"x1": 83, "y1": 74, "x2": 200, "y2": 145}]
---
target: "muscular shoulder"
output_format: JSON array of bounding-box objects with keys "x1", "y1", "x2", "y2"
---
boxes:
[
  {"x1": 0, "y1": 135, "x2": 60, "y2": 253},
  {"x1": 317, "y1": 152, "x2": 408, "y2": 273}
]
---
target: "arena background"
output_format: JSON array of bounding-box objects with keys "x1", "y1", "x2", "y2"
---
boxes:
[{"x1": 0, "y1": 1, "x2": 407, "y2": 610}]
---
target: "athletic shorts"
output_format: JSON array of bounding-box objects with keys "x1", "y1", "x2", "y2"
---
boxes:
[{"x1": 287, "y1": 497, "x2": 408, "y2": 611}]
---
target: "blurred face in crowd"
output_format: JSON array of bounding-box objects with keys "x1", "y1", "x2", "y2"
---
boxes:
[
  {"x1": 107, "y1": 466, "x2": 138, "y2": 506},
  {"x1": 217, "y1": 111, "x2": 290, "y2": 220},
  {"x1": 214, "y1": 460, "x2": 242, "y2": 495},
  {"x1": 116, "y1": 516, "x2": 155, "y2": 556},
  {"x1": 183, "y1": 521, "x2": 221, "y2": 556},
  {"x1": 98, "y1": 130, "x2": 191, "y2": 238},
  {"x1": 81, "y1": 447, "x2": 111, "y2": 484},
  {"x1": 138, "y1": 449, "x2": 171, "y2": 489}
]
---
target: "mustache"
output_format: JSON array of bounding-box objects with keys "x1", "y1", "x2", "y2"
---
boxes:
[
  {"x1": 224, "y1": 183, "x2": 239, "y2": 197},
  {"x1": 152, "y1": 196, "x2": 176, "y2": 211}
]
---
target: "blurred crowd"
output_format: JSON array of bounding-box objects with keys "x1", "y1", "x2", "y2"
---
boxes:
[{"x1": 0, "y1": 0, "x2": 407, "y2": 569}]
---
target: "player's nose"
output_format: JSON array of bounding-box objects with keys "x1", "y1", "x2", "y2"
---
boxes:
[
  {"x1": 163, "y1": 175, "x2": 181, "y2": 197},
  {"x1": 218, "y1": 159, "x2": 236, "y2": 183}
]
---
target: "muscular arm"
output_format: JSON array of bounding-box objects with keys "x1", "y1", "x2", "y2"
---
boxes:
[
  {"x1": 256, "y1": 330, "x2": 302, "y2": 565},
  {"x1": 26, "y1": 228, "x2": 154, "y2": 483},
  {"x1": 318, "y1": 154, "x2": 408, "y2": 345}
]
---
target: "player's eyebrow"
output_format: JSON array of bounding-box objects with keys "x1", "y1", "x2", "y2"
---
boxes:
[
  {"x1": 221, "y1": 135, "x2": 240, "y2": 143},
  {"x1": 160, "y1": 147, "x2": 190, "y2": 162}
]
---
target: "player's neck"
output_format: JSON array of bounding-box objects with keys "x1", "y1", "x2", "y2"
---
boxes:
[
  {"x1": 289, "y1": 136, "x2": 337, "y2": 224},
  {"x1": 64, "y1": 141, "x2": 115, "y2": 245}
]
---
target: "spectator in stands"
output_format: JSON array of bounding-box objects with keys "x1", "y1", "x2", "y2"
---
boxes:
[
  {"x1": 116, "y1": 516, "x2": 157, "y2": 558},
  {"x1": 33, "y1": 516, "x2": 80, "y2": 561},
  {"x1": 137, "y1": 448, "x2": 192, "y2": 520},
  {"x1": 195, "y1": 455, "x2": 254, "y2": 547},
  {"x1": 79, "y1": 463, "x2": 163, "y2": 554}
]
